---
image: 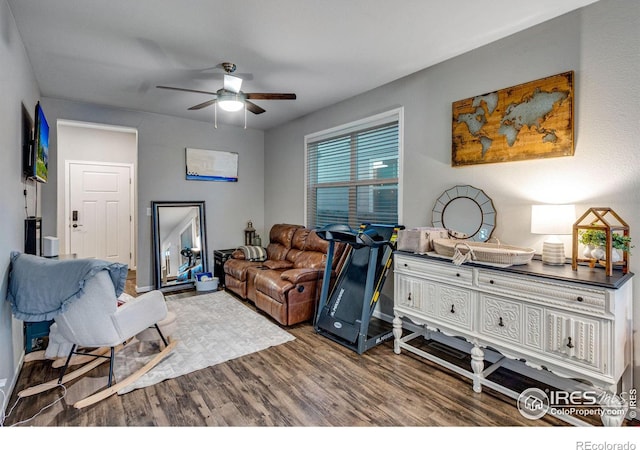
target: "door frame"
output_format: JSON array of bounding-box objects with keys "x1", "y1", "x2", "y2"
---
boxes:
[{"x1": 64, "y1": 160, "x2": 135, "y2": 268}]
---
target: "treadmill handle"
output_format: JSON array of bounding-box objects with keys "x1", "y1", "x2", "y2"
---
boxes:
[{"x1": 357, "y1": 232, "x2": 388, "y2": 247}]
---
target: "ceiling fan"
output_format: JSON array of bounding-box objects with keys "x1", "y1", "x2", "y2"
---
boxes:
[{"x1": 156, "y1": 62, "x2": 296, "y2": 115}]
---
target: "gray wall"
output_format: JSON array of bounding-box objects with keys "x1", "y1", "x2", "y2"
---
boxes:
[
  {"x1": 40, "y1": 98, "x2": 265, "y2": 291},
  {"x1": 0, "y1": 0, "x2": 41, "y2": 410},
  {"x1": 265, "y1": 0, "x2": 640, "y2": 386}
]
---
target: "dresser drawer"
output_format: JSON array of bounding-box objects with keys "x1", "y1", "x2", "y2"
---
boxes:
[
  {"x1": 395, "y1": 274, "x2": 435, "y2": 316},
  {"x1": 433, "y1": 284, "x2": 474, "y2": 331},
  {"x1": 545, "y1": 309, "x2": 605, "y2": 374},
  {"x1": 476, "y1": 270, "x2": 607, "y2": 315},
  {"x1": 395, "y1": 254, "x2": 473, "y2": 287},
  {"x1": 479, "y1": 294, "x2": 523, "y2": 345}
]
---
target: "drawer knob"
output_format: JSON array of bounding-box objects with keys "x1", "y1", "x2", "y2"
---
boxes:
[
  {"x1": 456, "y1": 273, "x2": 460, "y2": 277},
  {"x1": 407, "y1": 293, "x2": 412, "y2": 302},
  {"x1": 576, "y1": 296, "x2": 584, "y2": 302},
  {"x1": 450, "y1": 304, "x2": 455, "y2": 314},
  {"x1": 566, "y1": 337, "x2": 574, "y2": 349},
  {"x1": 489, "y1": 279, "x2": 495, "y2": 284},
  {"x1": 498, "y1": 317, "x2": 504, "y2": 327}
]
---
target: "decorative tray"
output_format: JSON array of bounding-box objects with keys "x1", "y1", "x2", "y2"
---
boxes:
[{"x1": 432, "y1": 238, "x2": 535, "y2": 266}]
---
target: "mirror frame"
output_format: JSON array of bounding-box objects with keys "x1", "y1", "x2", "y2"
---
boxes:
[
  {"x1": 431, "y1": 185, "x2": 496, "y2": 242},
  {"x1": 151, "y1": 201, "x2": 208, "y2": 291}
]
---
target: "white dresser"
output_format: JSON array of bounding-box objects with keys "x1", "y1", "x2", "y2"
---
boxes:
[{"x1": 392, "y1": 251, "x2": 634, "y2": 426}]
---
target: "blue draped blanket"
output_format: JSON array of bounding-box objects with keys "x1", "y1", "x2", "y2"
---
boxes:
[{"x1": 6, "y1": 251, "x2": 128, "y2": 322}]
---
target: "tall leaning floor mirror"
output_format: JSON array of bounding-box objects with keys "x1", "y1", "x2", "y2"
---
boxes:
[{"x1": 151, "y1": 201, "x2": 208, "y2": 291}]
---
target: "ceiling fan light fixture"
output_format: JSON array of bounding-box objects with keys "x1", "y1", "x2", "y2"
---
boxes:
[
  {"x1": 218, "y1": 100, "x2": 244, "y2": 112},
  {"x1": 217, "y1": 91, "x2": 245, "y2": 112}
]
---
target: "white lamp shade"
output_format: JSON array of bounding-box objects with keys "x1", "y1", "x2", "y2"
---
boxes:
[
  {"x1": 531, "y1": 204, "x2": 575, "y2": 265},
  {"x1": 530, "y1": 204, "x2": 576, "y2": 235}
]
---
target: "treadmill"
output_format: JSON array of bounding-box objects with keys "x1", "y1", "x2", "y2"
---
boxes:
[{"x1": 314, "y1": 223, "x2": 402, "y2": 354}]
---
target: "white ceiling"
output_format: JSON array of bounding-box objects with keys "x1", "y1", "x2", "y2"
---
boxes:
[{"x1": 8, "y1": 0, "x2": 599, "y2": 130}]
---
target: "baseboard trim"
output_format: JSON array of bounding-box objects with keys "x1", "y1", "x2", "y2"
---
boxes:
[{"x1": 2, "y1": 351, "x2": 24, "y2": 423}]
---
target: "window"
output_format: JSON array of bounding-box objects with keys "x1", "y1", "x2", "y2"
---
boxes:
[{"x1": 305, "y1": 109, "x2": 402, "y2": 229}]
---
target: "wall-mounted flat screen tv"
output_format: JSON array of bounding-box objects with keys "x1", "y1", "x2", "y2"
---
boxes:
[
  {"x1": 25, "y1": 102, "x2": 49, "y2": 183},
  {"x1": 21, "y1": 103, "x2": 33, "y2": 177}
]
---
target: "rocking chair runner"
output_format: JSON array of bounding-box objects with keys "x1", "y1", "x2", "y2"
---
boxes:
[{"x1": 8, "y1": 252, "x2": 176, "y2": 408}]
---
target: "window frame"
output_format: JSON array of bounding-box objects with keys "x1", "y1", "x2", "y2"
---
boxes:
[{"x1": 304, "y1": 107, "x2": 404, "y2": 229}]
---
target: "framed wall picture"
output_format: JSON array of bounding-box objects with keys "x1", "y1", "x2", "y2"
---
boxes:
[
  {"x1": 185, "y1": 148, "x2": 238, "y2": 182},
  {"x1": 452, "y1": 71, "x2": 574, "y2": 166}
]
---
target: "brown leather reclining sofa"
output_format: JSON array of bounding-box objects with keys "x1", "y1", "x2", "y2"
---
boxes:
[{"x1": 224, "y1": 223, "x2": 347, "y2": 326}]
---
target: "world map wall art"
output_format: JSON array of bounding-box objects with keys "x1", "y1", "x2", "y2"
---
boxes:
[{"x1": 451, "y1": 71, "x2": 574, "y2": 166}]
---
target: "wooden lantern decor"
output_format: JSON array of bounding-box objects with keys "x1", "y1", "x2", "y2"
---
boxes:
[
  {"x1": 244, "y1": 220, "x2": 256, "y2": 246},
  {"x1": 572, "y1": 207, "x2": 630, "y2": 276}
]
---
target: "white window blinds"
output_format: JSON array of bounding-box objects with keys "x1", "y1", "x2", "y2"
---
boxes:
[{"x1": 305, "y1": 110, "x2": 401, "y2": 229}]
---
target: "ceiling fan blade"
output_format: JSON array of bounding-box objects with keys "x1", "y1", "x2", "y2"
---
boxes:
[
  {"x1": 156, "y1": 85, "x2": 218, "y2": 96},
  {"x1": 223, "y1": 74, "x2": 243, "y2": 93},
  {"x1": 245, "y1": 93, "x2": 297, "y2": 100},
  {"x1": 188, "y1": 99, "x2": 217, "y2": 110},
  {"x1": 245, "y1": 101, "x2": 266, "y2": 115}
]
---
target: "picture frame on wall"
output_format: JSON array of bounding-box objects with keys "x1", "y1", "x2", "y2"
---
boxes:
[
  {"x1": 185, "y1": 147, "x2": 238, "y2": 182},
  {"x1": 451, "y1": 71, "x2": 574, "y2": 166}
]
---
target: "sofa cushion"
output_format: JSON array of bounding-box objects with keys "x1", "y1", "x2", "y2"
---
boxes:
[
  {"x1": 224, "y1": 258, "x2": 262, "y2": 281},
  {"x1": 293, "y1": 250, "x2": 326, "y2": 269},
  {"x1": 253, "y1": 269, "x2": 292, "y2": 303},
  {"x1": 266, "y1": 242, "x2": 289, "y2": 261},
  {"x1": 268, "y1": 224, "x2": 303, "y2": 252},
  {"x1": 289, "y1": 230, "x2": 347, "y2": 270},
  {"x1": 291, "y1": 228, "x2": 311, "y2": 250},
  {"x1": 269, "y1": 223, "x2": 304, "y2": 248},
  {"x1": 284, "y1": 228, "x2": 310, "y2": 263},
  {"x1": 263, "y1": 260, "x2": 294, "y2": 270},
  {"x1": 303, "y1": 230, "x2": 329, "y2": 253},
  {"x1": 281, "y1": 268, "x2": 325, "y2": 284}
]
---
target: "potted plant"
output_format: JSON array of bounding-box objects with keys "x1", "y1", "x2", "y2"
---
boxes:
[
  {"x1": 578, "y1": 229, "x2": 633, "y2": 261},
  {"x1": 613, "y1": 233, "x2": 633, "y2": 254}
]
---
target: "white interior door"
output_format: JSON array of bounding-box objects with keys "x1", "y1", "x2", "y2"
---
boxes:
[{"x1": 68, "y1": 162, "x2": 132, "y2": 264}]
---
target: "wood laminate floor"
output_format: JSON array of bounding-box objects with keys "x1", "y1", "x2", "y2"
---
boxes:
[{"x1": 3, "y1": 271, "x2": 633, "y2": 431}]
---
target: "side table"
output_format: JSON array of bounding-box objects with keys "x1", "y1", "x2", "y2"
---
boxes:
[{"x1": 214, "y1": 248, "x2": 237, "y2": 288}]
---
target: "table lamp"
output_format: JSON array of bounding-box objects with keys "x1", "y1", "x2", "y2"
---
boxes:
[{"x1": 531, "y1": 204, "x2": 576, "y2": 265}]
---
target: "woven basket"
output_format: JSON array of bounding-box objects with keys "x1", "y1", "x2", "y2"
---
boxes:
[{"x1": 432, "y1": 238, "x2": 535, "y2": 265}]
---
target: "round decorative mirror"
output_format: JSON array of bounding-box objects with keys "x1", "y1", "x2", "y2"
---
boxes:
[{"x1": 432, "y1": 185, "x2": 496, "y2": 242}]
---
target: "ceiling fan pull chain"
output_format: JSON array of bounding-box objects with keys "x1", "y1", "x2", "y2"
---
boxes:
[
  {"x1": 214, "y1": 102, "x2": 218, "y2": 129},
  {"x1": 244, "y1": 104, "x2": 247, "y2": 129}
]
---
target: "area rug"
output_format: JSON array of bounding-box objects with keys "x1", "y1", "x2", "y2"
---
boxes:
[{"x1": 113, "y1": 291, "x2": 295, "y2": 394}]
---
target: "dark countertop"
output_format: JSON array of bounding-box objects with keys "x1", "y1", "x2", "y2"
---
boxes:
[{"x1": 394, "y1": 251, "x2": 634, "y2": 290}]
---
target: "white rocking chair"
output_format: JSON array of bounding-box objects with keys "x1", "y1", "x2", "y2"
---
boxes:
[{"x1": 17, "y1": 269, "x2": 176, "y2": 408}]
